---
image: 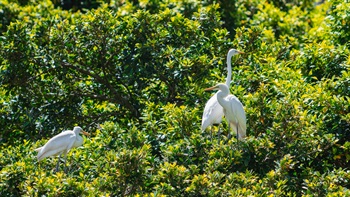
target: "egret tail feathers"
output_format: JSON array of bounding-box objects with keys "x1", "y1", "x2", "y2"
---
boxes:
[{"x1": 35, "y1": 147, "x2": 42, "y2": 152}]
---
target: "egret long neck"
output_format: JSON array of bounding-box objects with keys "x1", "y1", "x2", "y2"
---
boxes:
[
  {"x1": 225, "y1": 50, "x2": 235, "y2": 87},
  {"x1": 217, "y1": 88, "x2": 229, "y2": 99},
  {"x1": 216, "y1": 88, "x2": 229, "y2": 107}
]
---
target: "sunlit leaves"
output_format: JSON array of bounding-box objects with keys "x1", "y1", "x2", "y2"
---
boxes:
[
  {"x1": 1, "y1": 2, "x2": 229, "y2": 140},
  {"x1": 0, "y1": 0, "x2": 350, "y2": 196}
]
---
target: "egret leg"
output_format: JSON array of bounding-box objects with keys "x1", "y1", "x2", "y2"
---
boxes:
[
  {"x1": 63, "y1": 152, "x2": 68, "y2": 173},
  {"x1": 227, "y1": 124, "x2": 232, "y2": 140},
  {"x1": 217, "y1": 124, "x2": 221, "y2": 142},
  {"x1": 55, "y1": 154, "x2": 61, "y2": 172},
  {"x1": 210, "y1": 126, "x2": 213, "y2": 141},
  {"x1": 236, "y1": 124, "x2": 239, "y2": 140}
]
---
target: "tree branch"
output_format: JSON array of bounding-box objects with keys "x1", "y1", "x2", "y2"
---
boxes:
[{"x1": 60, "y1": 61, "x2": 140, "y2": 117}]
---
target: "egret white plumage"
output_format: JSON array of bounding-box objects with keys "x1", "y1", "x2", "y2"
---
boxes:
[
  {"x1": 201, "y1": 49, "x2": 244, "y2": 138},
  {"x1": 35, "y1": 126, "x2": 89, "y2": 172},
  {"x1": 205, "y1": 83, "x2": 246, "y2": 140}
]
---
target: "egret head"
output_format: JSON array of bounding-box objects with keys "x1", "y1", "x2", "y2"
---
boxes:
[
  {"x1": 204, "y1": 83, "x2": 229, "y2": 92},
  {"x1": 73, "y1": 126, "x2": 90, "y2": 136},
  {"x1": 228, "y1": 49, "x2": 244, "y2": 56}
]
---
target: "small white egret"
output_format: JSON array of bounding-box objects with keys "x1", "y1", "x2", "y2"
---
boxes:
[
  {"x1": 35, "y1": 126, "x2": 89, "y2": 172},
  {"x1": 205, "y1": 83, "x2": 246, "y2": 140},
  {"x1": 201, "y1": 49, "x2": 244, "y2": 138}
]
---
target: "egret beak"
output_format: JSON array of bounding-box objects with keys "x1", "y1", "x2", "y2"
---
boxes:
[
  {"x1": 81, "y1": 130, "x2": 90, "y2": 136},
  {"x1": 204, "y1": 86, "x2": 218, "y2": 91},
  {"x1": 238, "y1": 50, "x2": 244, "y2": 54}
]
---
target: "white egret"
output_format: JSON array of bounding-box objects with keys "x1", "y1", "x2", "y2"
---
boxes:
[
  {"x1": 205, "y1": 83, "x2": 246, "y2": 140},
  {"x1": 201, "y1": 49, "x2": 244, "y2": 138},
  {"x1": 35, "y1": 126, "x2": 89, "y2": 172}
]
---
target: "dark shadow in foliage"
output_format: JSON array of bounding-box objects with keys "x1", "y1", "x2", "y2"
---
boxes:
[{"x1": 51, "y1": 0, "x2": 109, "y2": 12}]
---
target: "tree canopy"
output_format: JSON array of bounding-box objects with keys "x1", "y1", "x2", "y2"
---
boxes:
[{"x1": 0, "y1": 0, "x2": 349, "y2": 196}]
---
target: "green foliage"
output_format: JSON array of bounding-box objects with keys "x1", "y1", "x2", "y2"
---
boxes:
[
  {"x1": 327, "y1": 0, "x2": 350, "y2": 46},
  {"x1": 294, "y1": 43, "x2": 349, "y2": 82},
  {"x1": 51, "y1": 0, "x2": 108, "y2": 11},
  {"x1": 0, "y1": 3, "x2": 229, "y2": 140},
  {"x1": 204, "y1": 0, "x2": 261, "y2": 38},
  {"x1": 0, "y1": 0, "x2": 20, "y2": 34},
  {"x1": 0, "y1": 0, "x2": 349, "y2": 196}
]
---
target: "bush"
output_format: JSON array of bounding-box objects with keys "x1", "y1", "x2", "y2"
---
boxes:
[
  {"x1": 0, "y1": 4, "x2": 229, "y2": 141},
  {"x1": 0, "y1": 0, "x2": 349, "y2": 196}
]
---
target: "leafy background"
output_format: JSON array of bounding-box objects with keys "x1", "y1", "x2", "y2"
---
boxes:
[{"x1": 0, "y1": 0, "x2": 349, "y2": 196}]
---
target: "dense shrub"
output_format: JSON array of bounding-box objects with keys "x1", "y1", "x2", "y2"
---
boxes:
[
  {"x1": 0, "y1": 0, "x2": 349, "y2": 196},
  {"x1": 51, "y1": 0, "x2": 108, "y2": 11},
  {"x1": 327, "y1": 0, "x2": 350, "y2": 46},
  {"x1": 0, "y1": 0, "x2": 20, "y2": 34},
  {"x1": 0, "y1": 4, "x2": 230, "y2": 140}
]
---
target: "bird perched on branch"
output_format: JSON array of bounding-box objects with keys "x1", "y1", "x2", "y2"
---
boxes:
[
  {"x1": 205, "y1": 83, "x2": 246, "y2": 140},
  {"x1": 201, "y1": 49, "x2": 244, "y2": 138},
  {"x1": 35, "y1": 126, "x2": 89, "y2": 172}
]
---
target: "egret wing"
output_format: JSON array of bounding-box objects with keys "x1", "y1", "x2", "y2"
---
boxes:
[
  {"x1": 35, "y1": 147, "x2": 42, "y2": 152},
  {"x1": 201, "y1": 93, "x2": 224, "y2": 130},
  {"x1": 37, "y1": 131, "x2": 76, "y2": 161},
  {"x1": 227, "y1": 95, "x2": 246, "y2": 137}
]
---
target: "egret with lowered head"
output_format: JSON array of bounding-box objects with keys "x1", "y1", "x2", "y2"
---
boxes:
[
  {"x1": 205, "y1": 83, "x2": 246, "y2": 140},
  {"x1": 35, "y1": 126, "x2": 89, "y2": 172}
]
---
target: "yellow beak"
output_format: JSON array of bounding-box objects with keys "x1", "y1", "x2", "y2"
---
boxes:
[
  {"x1": 81, "y1": 130, "x2": 90, "y2": 136},
  {"x1": 204, "y1": 86, "x2": 217, "y2": 91}
]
